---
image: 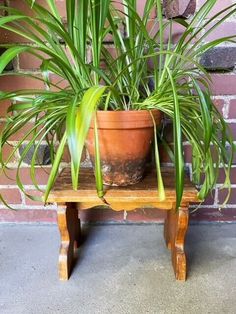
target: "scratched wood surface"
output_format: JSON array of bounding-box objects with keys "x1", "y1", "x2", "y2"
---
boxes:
[
  {"x1": 47, "y1": 167, "x2": 199, "y2": 208},
  {"x1": 48, "y1": 167, "x2": 201, "y2": 281}
]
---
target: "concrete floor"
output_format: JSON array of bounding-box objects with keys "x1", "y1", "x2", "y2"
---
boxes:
[{"x1": 0, "y1": 224, "x2": 236, "y2": 314}]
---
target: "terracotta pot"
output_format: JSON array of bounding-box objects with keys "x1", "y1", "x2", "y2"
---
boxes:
[{"x1": 86, "y1": 110, "x2": 162, "y2": 186}]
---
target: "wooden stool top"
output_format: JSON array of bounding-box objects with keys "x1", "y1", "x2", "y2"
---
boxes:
[
  {"x1": 48, "y1": 167, "x2": 200, "y2": 211},
  {"x1": 51, "y1": 168, "x2": 200, "y2": 281}
]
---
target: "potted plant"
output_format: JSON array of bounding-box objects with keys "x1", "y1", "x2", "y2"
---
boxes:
[{"x1": 0, "y1": 0, "x2": 235, "y2": 209}]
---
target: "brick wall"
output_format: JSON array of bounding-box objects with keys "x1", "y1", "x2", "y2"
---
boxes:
[{"x1": 0, "y1": 0, "x2": 236, "y2": 224}]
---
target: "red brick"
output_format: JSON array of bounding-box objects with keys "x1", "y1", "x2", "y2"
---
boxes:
[
  {"x1": 184, "y1": 139, "x2": 234, "y2": 165},
  {"x1": 218, "y1": 188, "x2": 236, "y2": 205},
  {"x1": 147, "y1": 20, "x2": 187, "y2": 44},
  {"x1": 64, "y1": 46, "x2": 77, "y2": 64},
  {"x1": 109, "y1": 1, "x2": 156, "y2": 18},
  {"x1": 167, "y1": 23, "x2": 187, "y2": 44},
  {"x1": 9, "y1": 0, "x2": 124, "y2": 24},
  {"x1": 197, "y1": 0, "x2": 234, "y2": 18},
  {"x1": 190, "y1": 167, "x2": 236, "y2": 186},
  {"x1": 160, "y1": 144, "x2": 173, "y2": 163},
  {"x1": 103, "y1": 22, "x2": 125, "y2": 43},
  {"x1": 1, "y1": 143, "x2": 18, "y2": 163},
  {"x1": 110, "y1": 0, "x2": 123, "y2": 14},
  {"x1": 126, "y1": 208, "x2": 166, "y2": 223},
  {"x1": 55, "y1": 0, "x2": 66, "y2": 19},
  {"x1": 0, "y1": 100, "x2": 11, "y2": 117},
  {"x1": 24, "y1": 190, "x2": 44, "y2": 206},
  {"x1": 217, "y1": 168, "x2": 236, "y2": 184},
  {"x1": 0, "y1": 167, "x2": 51, "y2": 185},
  {"x1": 161, "y1": 141, "x2": 191, "y2": 164},
  {"x1": 19, "y1": 52, "x2": 46, "y2": 70},
  {"x1": 228, "y1": 123, "x2": 236, "y2": 137},
  {"x1": 1, "y1": 189, "x2": 22, "y2": 204},
  {"x1": 205, "y1": 22, "x2": 236, "y2": 42},
  {"x1": 0, "y1": 209, "x2": 57, "y2": 223},
  {"x1": 190, "y1": 207, "x2": 236, "y2": 222},
  {"x1": 210, "y1": 74, "x2": 236, "y2": 96},
  {"x1": 9, "y1": 0, "x2": 48, "y2": 16},
  {"x1": 164, "y1": 0, "x2": 196, "y2": 18},
  {"x1": 1, "y1": 1, "x2": 49, "y2": 44},
  {"x1": 62, "y1": 146, "x2": 86, "y2": 163},
  {"x1": 213, "y1": 99, "x2": 225, "y2": 117},
  {"x1": 183, "y1": 145, "x2": 192, "y2": 163},
  {"x1": 183, "y1": 144, "x2": 218, "y2": 164},
  {"x1": 137, "y1": 1, "x2": 156, "y2": 18},
  {"x1": 49, "y1": 74, "x2": 69, "y2": 91},
  {"x1": 228, "y1": 99, "x2": 236, "y2": 118},
  {"x1": 61, "y1": 146, "x2": 71, "y2": 163},
  {"x1": 201, "y1": 191, "x2": 216, "y2": 205},
  {"x1": 0, "y1": 121, "x2": 44, "y2": 141},
  {"x1": 0, "y1": 24, "x2": 44, "y2": 45},
  {"x1": 79, "y1": 207, "x2": 124, "y2": 223},
  {"x1": 103, "y1": 45, "x2": 119, "y2": 59},
  {"x1": 0, "y1": 76, "x2": 44, "y2": 92},
  {"x1": 0, "y1": 29, "x2": 26, "y2": 44}
]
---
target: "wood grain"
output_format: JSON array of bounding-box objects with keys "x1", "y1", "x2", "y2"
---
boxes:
[
  {"x1": 57, "y1": 202, "x2": 81, "y2": 281},
  {"x1": 164, "y1": 204, "x2": 189, "y2": 281},
  {"x1": 49, "y1": 167, "x2": 200, "y2": 281},
  {"x1": 47, "y1": 167, "x2": 199, "y2": 206}
]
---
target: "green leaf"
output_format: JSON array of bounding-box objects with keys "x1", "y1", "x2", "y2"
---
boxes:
[
  {"x1": 156, "y1": 0, "x2": 164, "y2": 85},
  {"x1": 66, "y1": 94, "x2": 79, "y2": 188},
  {"x1": 67, "y1": 86, "x2": 107, "y2": 190},
  {"x1": 0, "y1": 46, "x2": 28, "y2": 73},
  {"x1": 0, "y1": 15, "x2": 26, "y2": 27},
  {"x1": 45, "y1": 0, "x2": 61, "y2": 20},
  {"x1": 150, "y1": 111, "x2": 165, "y2": 201},
  {"x1": 193, "y1": 80, "x2": 212, "y2": 152},
  {"x1": 66, "y1": 0, "x2": 75, "y2": 38},
  {"x1": 44, "y1": 132, "x2": 67, "y2": 202},
  {"x1": 166, "y1": 67, "x2": 184, "y2": 209},
  {"x1": 93, "y1": 115, "x2": 105, "y2": 199}
]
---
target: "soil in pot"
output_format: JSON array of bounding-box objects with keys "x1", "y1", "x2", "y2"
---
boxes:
[{"x1": 86, "y1": 110, "x2": 162, "y2": 186}]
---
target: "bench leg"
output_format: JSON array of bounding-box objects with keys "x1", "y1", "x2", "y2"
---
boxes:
[
  {"x1": 164, "y1": 205, "x2": 189, "y2": 281},
  {"x1": 57, "y1": 202, "x2": 81, "y2": 280}
]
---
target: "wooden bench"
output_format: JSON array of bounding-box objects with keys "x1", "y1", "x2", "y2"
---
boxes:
[{"x1": 47, "y1": 167, "x2": 200, "y2": 281}]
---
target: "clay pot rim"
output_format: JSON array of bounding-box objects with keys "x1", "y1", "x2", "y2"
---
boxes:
[
  {"x1": 90, "y1": 109, "x2": 162, "y2": 129},
  {"x1": 95, "y1": 109, "x2": 159, "y2": 115}
]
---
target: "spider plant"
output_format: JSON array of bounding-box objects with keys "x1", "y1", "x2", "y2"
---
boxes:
[{"x1": 0, "y1": 0, "x2": 235, "y2": 209}]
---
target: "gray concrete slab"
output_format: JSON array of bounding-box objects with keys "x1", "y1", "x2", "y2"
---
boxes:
[{"x1": 0, "y1": 223, "x2": 236, "y2": 314}]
